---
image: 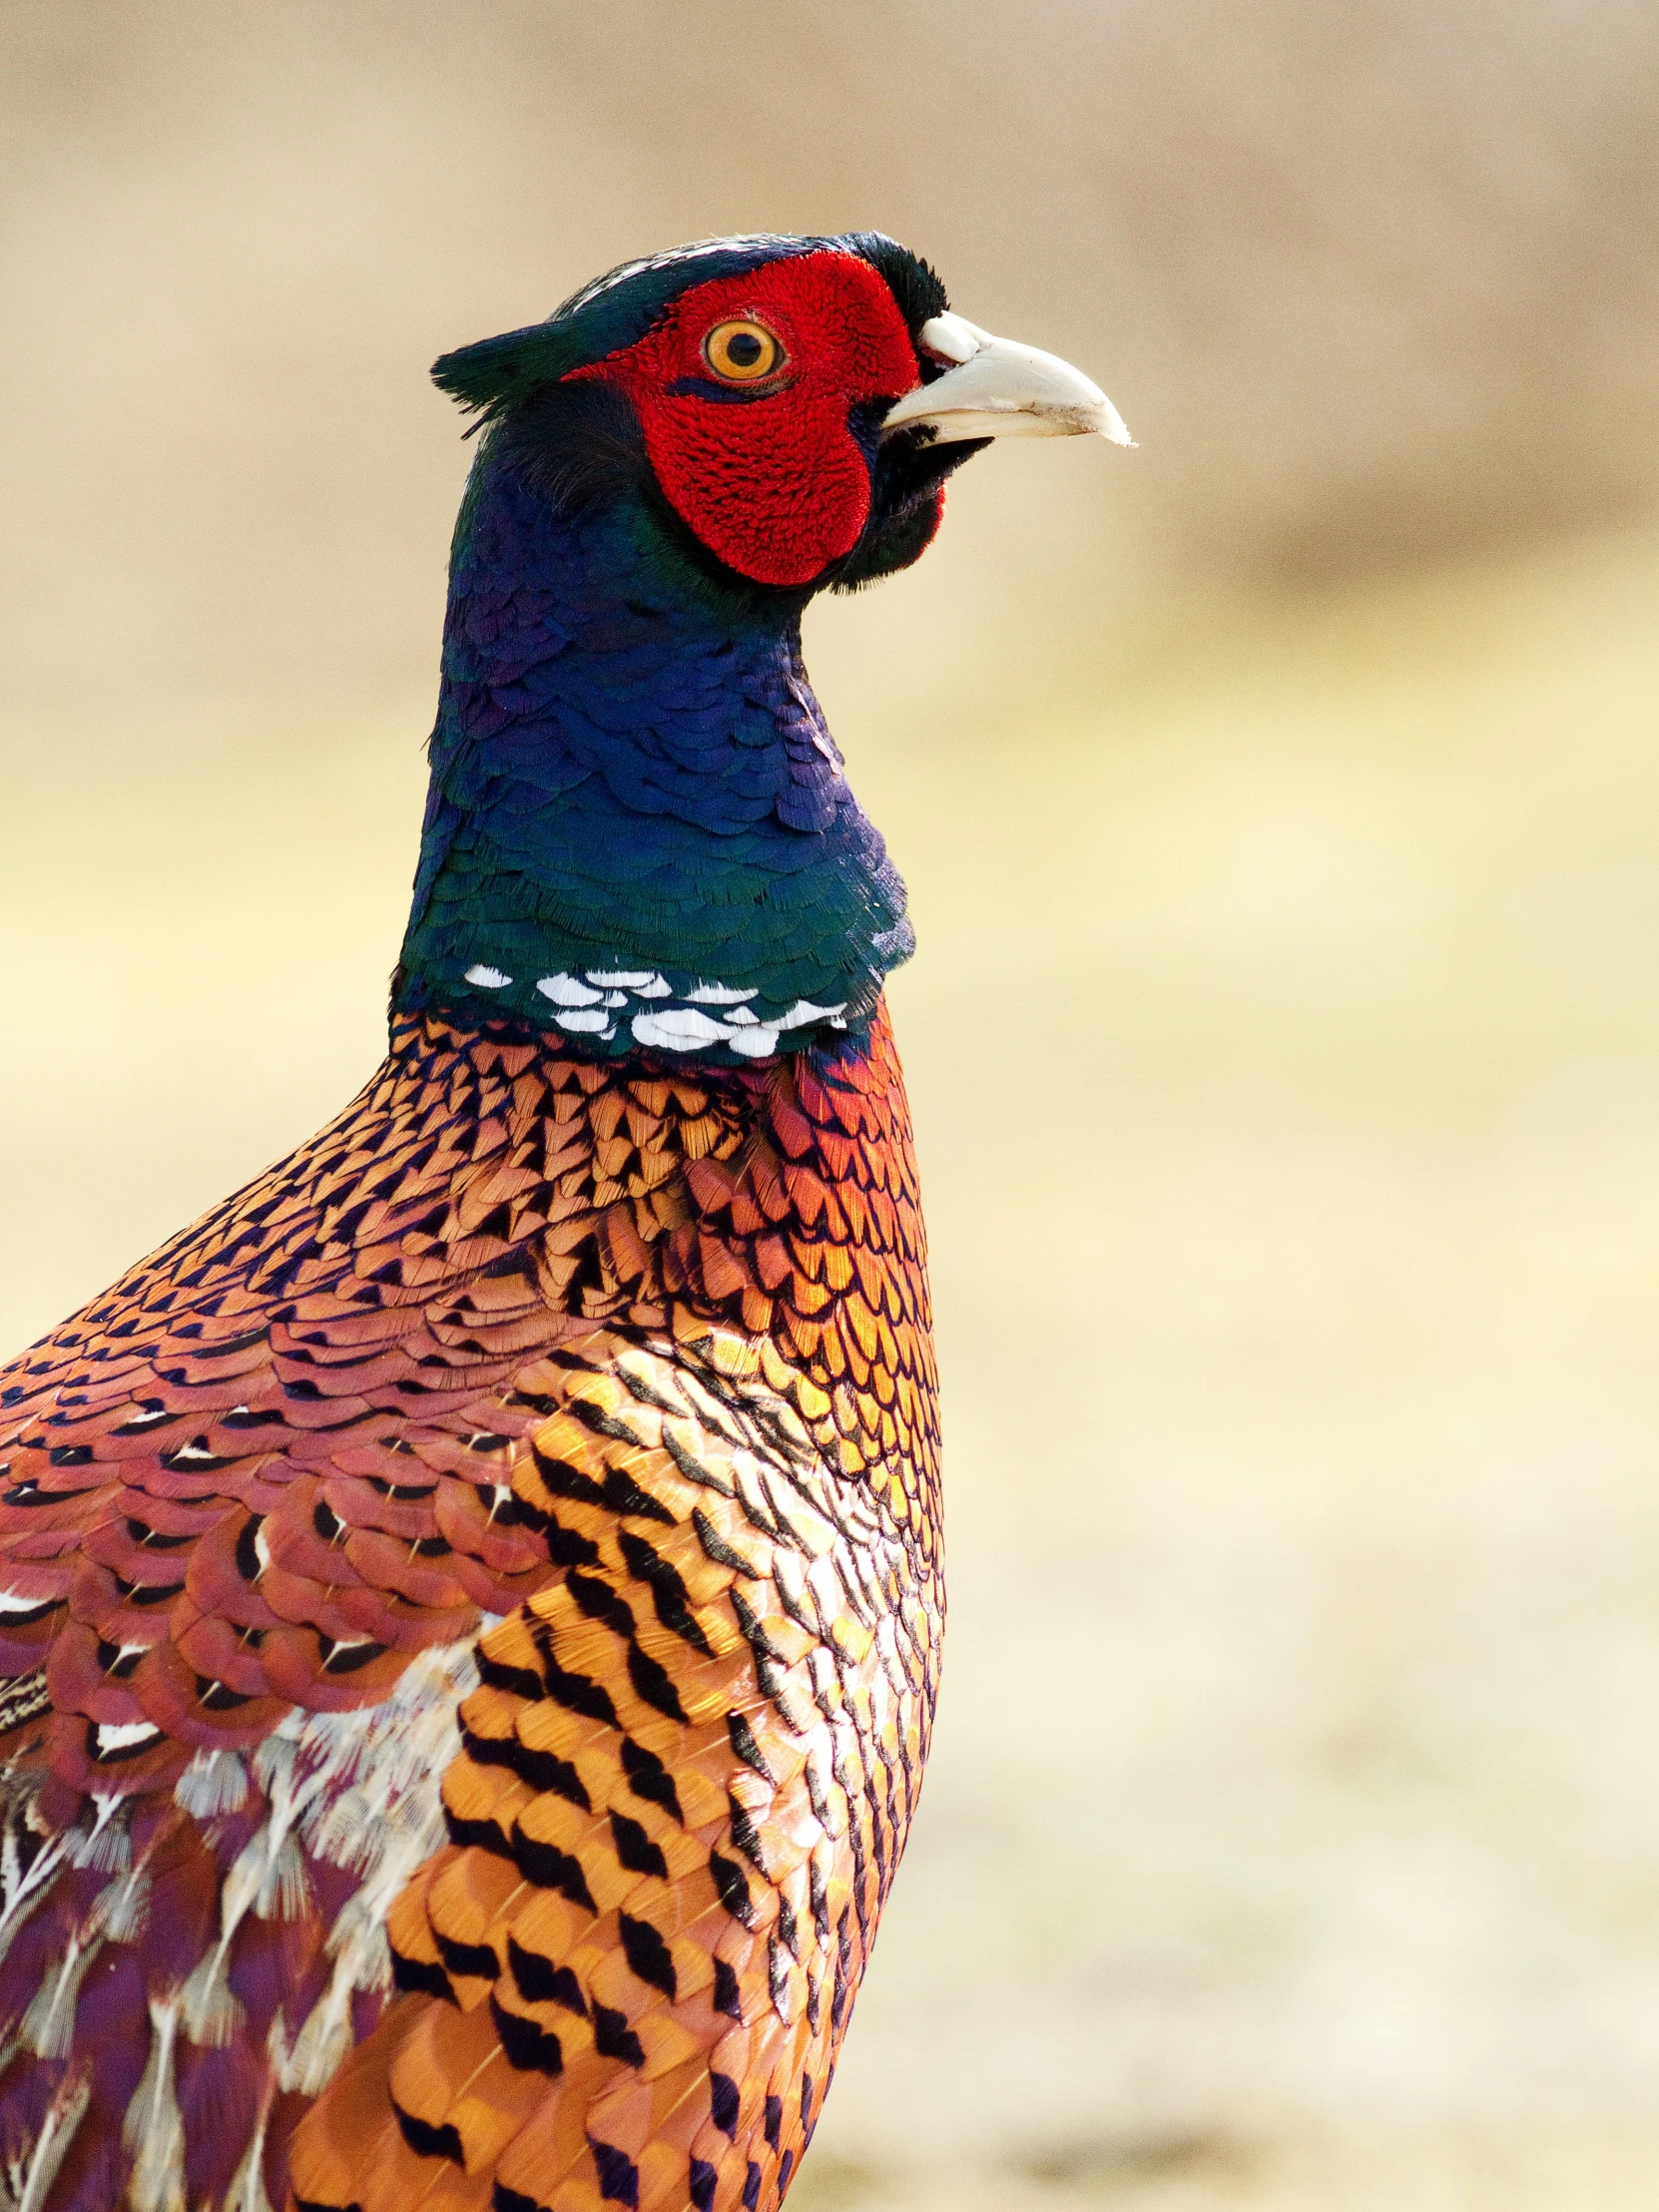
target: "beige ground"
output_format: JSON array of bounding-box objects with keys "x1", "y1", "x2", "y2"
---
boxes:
[{"x1": 6, "y1": 522, "x2": 1659, "y2": 2205}]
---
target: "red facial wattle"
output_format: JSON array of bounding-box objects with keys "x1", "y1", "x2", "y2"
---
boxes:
[{"x1": 564, "y1": 253, "x2": 921, "y2": 588}]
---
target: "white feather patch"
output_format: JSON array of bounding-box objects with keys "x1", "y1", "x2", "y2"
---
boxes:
[{"x1": 122, "y1": 1994, "x2": 187, "y2": 2212}]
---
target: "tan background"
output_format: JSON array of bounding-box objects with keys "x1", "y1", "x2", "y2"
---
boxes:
[{"x1": 6, "y1": 5, "x2": 1659, "y2": 2205}]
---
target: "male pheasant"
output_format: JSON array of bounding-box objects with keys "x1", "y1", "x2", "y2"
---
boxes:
[{"x1": 0, "y1": 233, "x2": 1125, "y2": 2212}]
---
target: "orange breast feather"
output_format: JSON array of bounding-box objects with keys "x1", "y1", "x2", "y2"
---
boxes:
[{"x1": 0, "y1": 1005, "x2": 939, "y2": 2212}]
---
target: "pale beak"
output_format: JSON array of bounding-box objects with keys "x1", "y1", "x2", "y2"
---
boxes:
[{"x1": 881, "y1": 311, "x2": 1133, "y2": 447}]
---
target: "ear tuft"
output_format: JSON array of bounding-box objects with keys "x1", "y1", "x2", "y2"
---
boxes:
[
  {"x1": 842, "y1": 234, "x2": 950, "y2": 337},
  {"x1": 430, "y1": 323, "x2": 583, "y2": 423}
]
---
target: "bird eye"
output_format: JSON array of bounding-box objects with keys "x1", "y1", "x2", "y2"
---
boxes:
[{"x1": 702, "y1": 319, "x2": 785, "y2": 383}]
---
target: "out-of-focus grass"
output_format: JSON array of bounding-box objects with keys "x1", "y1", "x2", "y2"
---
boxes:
[{"x1": 7, "y1": 520, "x2": 1659, "y2": 2204}]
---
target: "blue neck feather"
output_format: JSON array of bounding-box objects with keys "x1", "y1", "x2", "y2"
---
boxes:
[{"x1": 393, "y1": 448, "x2": 913, "y2": 1060}]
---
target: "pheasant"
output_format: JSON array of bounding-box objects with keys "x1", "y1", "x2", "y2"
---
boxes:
[{"x1": 0, "y1": 232, "x2": 1125, "y2": 2212}]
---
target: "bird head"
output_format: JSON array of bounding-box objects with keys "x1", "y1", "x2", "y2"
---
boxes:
[
  {"x1": 431, "y1": 232, "x2": 1129, "y2": 597},
  {"x1": 395, "y1": 235, "x2": 1129, "y2": 1054}
]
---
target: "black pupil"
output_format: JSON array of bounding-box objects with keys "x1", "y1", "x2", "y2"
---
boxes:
[{"x1": 726, "y1": 330, "x2": 765, "y2": 368}]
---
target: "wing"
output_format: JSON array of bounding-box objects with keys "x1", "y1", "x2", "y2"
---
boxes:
[
  {"x1": 0, "y1": 1037, "x2": 572, "y2": 2212},
  {"x1": 289, "y1": 1319, "x2": 939, "y2": 2212},
  {"x1": 0, "y1": 1028, "x2": 579, "y2": 1793}
]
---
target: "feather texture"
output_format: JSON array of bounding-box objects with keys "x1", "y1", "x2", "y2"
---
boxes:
[{"x1": 0, "y1": 1010, "x2": 937, "y2": 2209}]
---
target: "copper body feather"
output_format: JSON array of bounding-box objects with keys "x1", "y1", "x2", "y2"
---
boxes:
[{"x1": 0, "y1": 1007, "x2": 939, "y2": 2211}]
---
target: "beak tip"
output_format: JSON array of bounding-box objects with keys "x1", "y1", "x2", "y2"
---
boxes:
[{"x1": 1087, "y1": 396, "x2": 1134, "y2": 447}]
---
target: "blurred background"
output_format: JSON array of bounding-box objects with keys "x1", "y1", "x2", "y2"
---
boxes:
[{"x1": 5, "y1": 3, "x2": 1659, "y2": 2204}]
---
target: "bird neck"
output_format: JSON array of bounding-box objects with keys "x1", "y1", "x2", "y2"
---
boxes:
[{"x1": 392, "y1": 450, "x2": 913, "y2": 1061}]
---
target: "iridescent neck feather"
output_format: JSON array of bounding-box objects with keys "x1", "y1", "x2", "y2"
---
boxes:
[{"x1": 393, "y1": 446, "x2": 913, "y2": 1061}]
